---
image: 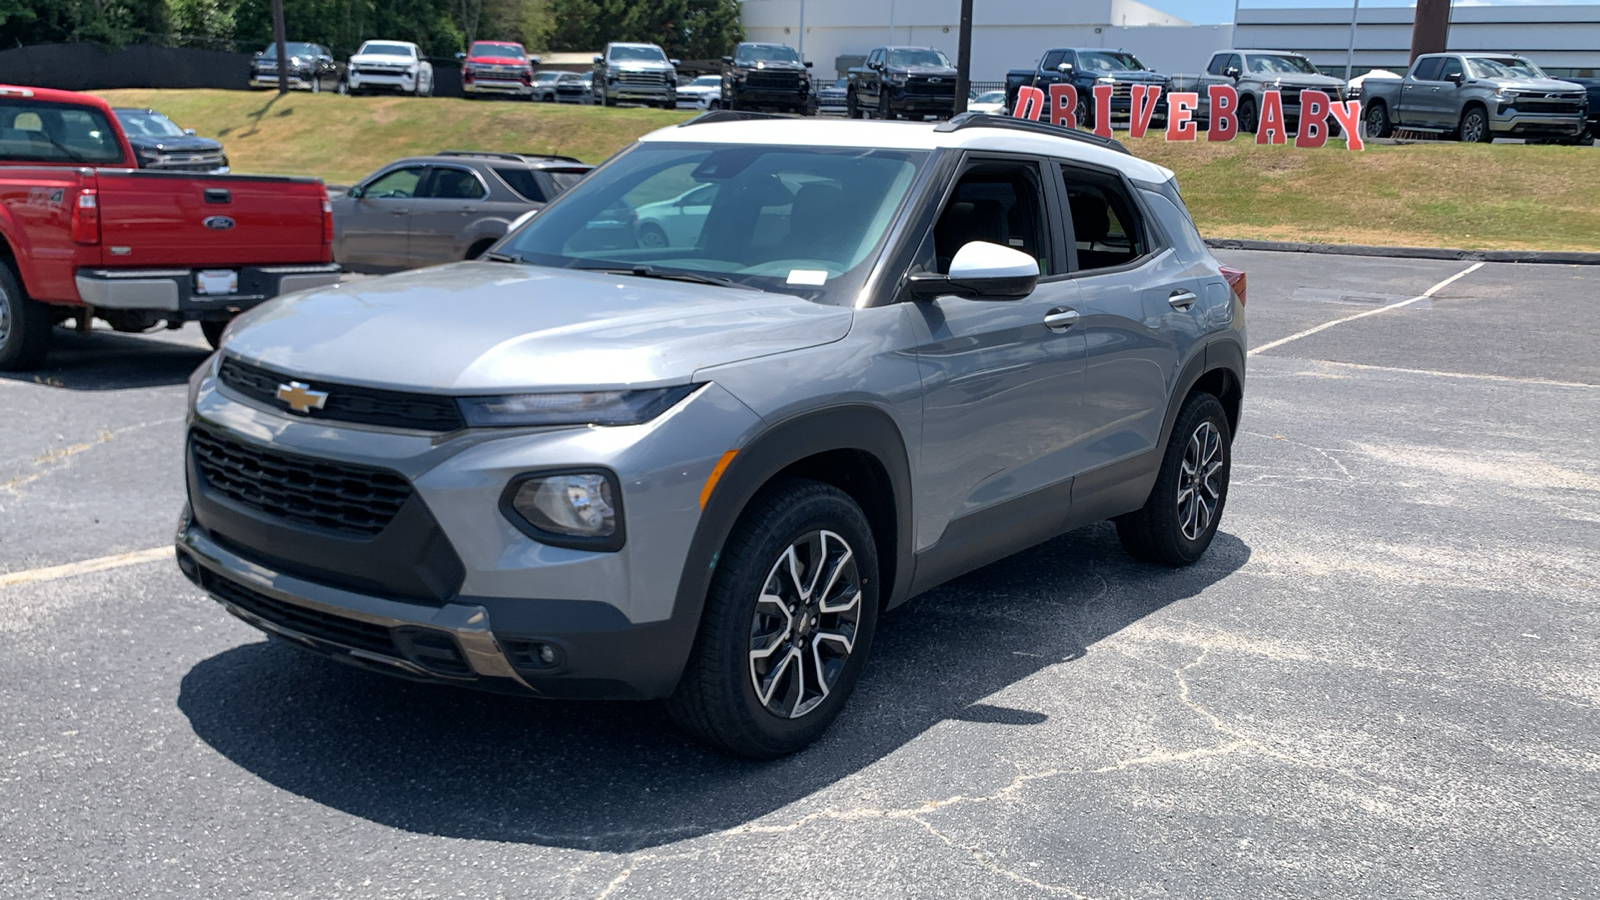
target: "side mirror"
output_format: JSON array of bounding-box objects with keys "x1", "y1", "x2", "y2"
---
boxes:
[
  {"x1": 908, "y1": 242, "x2": 1040, "y2": 301},
  {"x1": 1225, "y1": 66, "x2": 1241, "y2": 79},
  {"x1": 346, "y1": 186, "x2": 365, "y2": 200},
  {"x1": 183, "y1": 128, "x2": 196, "y2": 136},
  {"x1": 1444, "y1": 71, "x2": 1463, "y2": 84},
  {"x1": 455, "y1": 52, "x2": 465, "y2": 60},
  {"x1": 722, "y1": 56, "x2": 733, "y2": 64},
  {"x1": 804, "y1": 61, "x2": 814, "y2": 68},
  {"x1": 670, "y1": 59, "x2": 681, "y2": 67},
  {"x1": 1057, "y1": 62, "x2": 1073, "y2": 73},
  {"x1": 593, "y1": 55, "x2": 604, "y2": 65}
]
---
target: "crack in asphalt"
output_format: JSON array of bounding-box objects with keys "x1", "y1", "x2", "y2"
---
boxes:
[{"x1": 0, "y1": 417, "x2": 183, "y2": 500}]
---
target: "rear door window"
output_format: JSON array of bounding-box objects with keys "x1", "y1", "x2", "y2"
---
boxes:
[
  {"x1": 1041, "y1": 50, "x2": 1065, "y2": 71},
  {"x1": 494, "y1": 167, "x2": 546, "y2": 202},
  {"x1": 1059, "y1": 166, "x2": 1151, "y2": 273},
  {"x1": 0, "y1": 100, "x2": 122, "y2": 164},
  {"x1": 1412, "y1": 57, "x2": 1444, "y2": 82},
  {"x1": 421, "y1": 166, "x2": 488, "y2": 200}
]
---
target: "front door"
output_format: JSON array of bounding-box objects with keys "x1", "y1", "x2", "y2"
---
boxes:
[
  {"x1": 908, "y1": 155, "x2": 1090, "y2": 552},
  {"x1": 407, "y1": 165, "x2": 489, "y2": 265},
  {"x1": 338, "y1": 164, "x2": 424, "y2": 271}
]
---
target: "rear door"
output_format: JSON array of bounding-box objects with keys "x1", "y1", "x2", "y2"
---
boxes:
[
  {"x1": 1054, "y1": 163, "x2": 1200, "y2": 482},
  {"x1": 336, "y1": 164, "x2": 423, "y2": 270},
  {"x1": 1401, "y1": 56, "x2": 1444, "y2": 127},
  {"x1": 406, "y1": 164, "x2": 489, "y2": 264},
  {"x1": 95, "y1": 171, "x2": 326, "y2": 267}
]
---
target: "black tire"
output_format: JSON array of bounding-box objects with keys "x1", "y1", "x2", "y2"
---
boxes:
[
  {"x1": 666, "y1": 479, "x2": 880, "y2": 759},
  {"x1": 877, "y1": 90, "x2": 895, "y2": 120},
  {"x1": 336, "y1": 78, "x2": 349, "y2": 96},
  {"x1": 846, "y1": 90, "x2": 863, "y2": 119},
  {"x1": 636, "y1": 223, "x2": 668, "y2": 249},
  {"x1": 1364, "y1": 101, "x2": 1392, "y2": 139},
  {"x1": 0, "y1": 262, "x2": 52, "y2": 371},
  {"x1": 1074, "y1": 94, "x2": 1093, "y2": 130},
  {"x1": 1460, "y1": 106, "x2": 1493, "y2": 144},
  {"x1": 707, "y1": 98, "x2": 721, "y2": 110},
  {"x1": 465, "y1": 238, "x2": 496, "y2": 260},
  {"x1": 1115, "y1": 392, "x2": 1232, "y2": 567},
  {"x1": 200, "y1": 319, "x2": 229, "y2": 350},
  {"x1": 310, "y1": 77, "x2": 321, "y2": 94},
  {"x1": 1237, "y1": 96, "x2": 1259, "y2": 136}
]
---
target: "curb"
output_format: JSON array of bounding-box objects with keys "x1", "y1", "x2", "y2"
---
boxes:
[{"x1": 1204, "y1": 238, "x2": 1600, "y2": 266}]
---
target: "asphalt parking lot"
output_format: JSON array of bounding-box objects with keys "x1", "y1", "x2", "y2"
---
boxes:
[{"x1": 2, "y1": 250, "x2": 1596, "y2": 898}]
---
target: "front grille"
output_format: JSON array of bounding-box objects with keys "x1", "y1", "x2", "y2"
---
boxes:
[
  {"x1": 746, "y1": 71, "x2": 800, "y2": 90},
  {"x1": 204, "y1": 569, "x2": 398, "y2": 657},
  {"x1": 190, "y1": 428, "x2": 412, "y2": 537},
  {"x1": 356, "y1": 65, "x2": 406, "y2": 75},
  {"x1": 906, "y1": 76, "x2": 956, "y2": 97},
  {"x1": 618, "y1": 70, "x2": 664, "y2": 85},
  {"x1": 218, "y1": 356, "x2": 466, "y2": 432},
  {"x1": 1513, "y1": 96, "x2": 1584, "y2": 113},
  {"x1": 471, "y1": 65, "x2": 523, "y2": 79}
]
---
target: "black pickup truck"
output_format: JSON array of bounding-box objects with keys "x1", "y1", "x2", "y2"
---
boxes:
[
  {"x1": 847, "y1": 46, "x2": 959, "y2": 120},
  {"x1": 721, "y1": 41, "x2": 815, "y2": 114},
  {"x1": 1005, "y1": 48, "x2": 1170, "y2": 128}
]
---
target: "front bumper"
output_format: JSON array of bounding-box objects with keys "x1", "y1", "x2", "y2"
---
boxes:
[
  {"x1": 73, "y1": 264, "x2": 340, "y2": 317},
  {"x1": 603, "y1": 83, "x2": 675, "y2": 102},
  {"x1": 887, "y1": 90, "x2": 957, "y2": 114},
  {"x1": 177, "y1": 374, "x2": 764, "y2": 700},
  {"x1": 464, "y1": 79, "x2": 532, "y2": 97},
  {"x1": 350, "y1": 72, "x2": 418, "y2": 92},
  {"x1": 250, "y1": 74, "x2": 313, "y2": 90},
  {"x1": 1492, "y1": 111, "x2": 1586, "y2": 136}
]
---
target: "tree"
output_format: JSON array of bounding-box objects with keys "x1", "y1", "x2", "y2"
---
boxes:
[{"x1": 533, "y1": 0, "x2": 738, "y2": 57}]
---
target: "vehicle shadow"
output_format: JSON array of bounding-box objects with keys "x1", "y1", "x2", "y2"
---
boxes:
[
  {"x1": 178, "y1": 522, "x2": 1250, "y2": 852},
  {"x1": 0, "y1": 329, "x2": 210, "y2": 391}
]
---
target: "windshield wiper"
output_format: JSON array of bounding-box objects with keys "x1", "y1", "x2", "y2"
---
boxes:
[
  {"x1": 482, "y1": 251, "x2": 522, "y2": 263},
  {"x1": 572, "y1": 264, "x2": 752, "y2": 290}
]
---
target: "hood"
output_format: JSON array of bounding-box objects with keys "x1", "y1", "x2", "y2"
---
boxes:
[
  {"x1": 351, "y1": 52, "x2": 415, "y2": 65},
  {"x1": 614, "y1": 61, "x2": 674, "y2": 72},
  {"x1": 897, "y1": 65, "x2": 959, "y2": 77},
  {"x1": 1108, "y1": 71, "x2": 1169, "y2": 83},
  {"x1": 127, "y1": 134, "x2": 222, "y2": 153},
  {"x1": 743, "y1": 61, "x2": 805, "y2": 72},
  {"x1": 1489, "y1": 78, "x2": 1586, "y2": 94},
  {"x1": 225, "y1": 262, "x2": 854, "y2": 391},
  {"x1": 1264, "y1": 74, "x2": 1346, "y2": 89}
]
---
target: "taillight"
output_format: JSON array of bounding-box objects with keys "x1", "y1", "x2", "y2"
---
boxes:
[
  {"x1": 71, "y1": 189, "x2": 100, "y2": 245},
  {"x1": 321, "y1": 196, "x2": 334, "y2": 244},
  {"x1": 1220, "y1": 265, "x2": 1246, "y2": 306}
]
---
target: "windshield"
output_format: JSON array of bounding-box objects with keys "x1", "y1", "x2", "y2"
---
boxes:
[
  {"x1": 532, "y1": 72, "x2": 562, "y2": 83},
  {"x1": 610, "y1": 45, "x2": 667, "y2": 63},
  {"x1": 1077, "y1": 51, "x2": 1144, "y2": 72},
  {"x1": 114, "y1": 109, "x2": 186, "y2": 138},
  {"x1": 737, "y1": 44, "x2": 800, "y2": 64},
  {"x1": 887, "y1": 48, "x2": 951, "y2": 68},
  {"x1": 360, "y1": 42, "x2": 414, "y2": 58},
  {"x1": 470, "y1": 42, "x2": 524, "y2": 59},
  {"x1": 692, "y1": 75, "x2": 721, "y2": 87},
  {"x1": 975, "y1": 91, "x2": 1005, "y2": 103},
  {"x1": 498, "y1": 143, "x2": 925, "y2": 305},
  {"x1": 1247, "y1": 54, "x2": 1319, "y2": 75},
  {"x1": 261, "y1": 42, "x2": 318, "y2": 60},
  {"x1": 1466, "y1": 57, "x2": 1546, "y2": 79}
]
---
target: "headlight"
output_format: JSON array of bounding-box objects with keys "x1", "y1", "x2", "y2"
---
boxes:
[
  {"x1": 1495, "y1": 88, "x2": 1521, "y2": 100},
  {"x1": 457, "y1": 384, "x2": 697, "y2": 428},
  {"x1": 1096, "y1": 76, "x2": 1116, "y2": 84},
  {"x1": 188, "y1": 350, "x2": 220, "y2": 410},
  {"x1": 888, "y1": 72, "x2": 908, "y2": 85},
  {"x1": 502, "y1": 470, "x2": 623, "y2": 549}
]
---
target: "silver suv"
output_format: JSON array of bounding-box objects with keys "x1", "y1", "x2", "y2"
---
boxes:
[{"x1": 176, "y1": 113, "x2": 1246, "y2": 758}]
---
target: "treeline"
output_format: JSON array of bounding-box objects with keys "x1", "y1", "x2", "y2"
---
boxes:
[{"x1": 0, "y1": 0, "x2": 743, "y2": 60}]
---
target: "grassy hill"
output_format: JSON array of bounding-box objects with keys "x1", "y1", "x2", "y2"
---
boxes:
[{"x1": 96, "y1": 89, "x2": 1600, "y2": 252}]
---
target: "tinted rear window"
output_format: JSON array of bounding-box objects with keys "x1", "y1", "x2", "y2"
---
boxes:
[
  {"x1": 494, "y1": 167, "x2": 546, "y2": 202},
  {"x1": 547, "y1": 169, "x2": 588, "y2": 193},
  {"x1": 0, "y1": 100, "x2": 122, "y2": 164}
]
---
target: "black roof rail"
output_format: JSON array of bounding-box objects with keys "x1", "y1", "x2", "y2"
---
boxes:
[
  {"x1": 934, "y1": 112, "x2": 1129, "y2": 155},
  {"x1": 677, "y1": 110, "x2": 797, "y2": 127},
  {"x1": 434, "y1": 149, "x2": 586, "y2": 164}
]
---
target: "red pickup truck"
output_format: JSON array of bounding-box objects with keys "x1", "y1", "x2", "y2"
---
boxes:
[{"x1": 0, "y1": 84, "x2": 340, "y2": 370}]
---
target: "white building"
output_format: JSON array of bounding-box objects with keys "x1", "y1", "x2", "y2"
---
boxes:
[{"x1": 741, "y1": 0, "x2": 1600, "y2": 81}]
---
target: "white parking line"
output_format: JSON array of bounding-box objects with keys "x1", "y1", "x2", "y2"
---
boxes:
[
  {"x1": 1249, "y1": 262, "x2": 1484, "y2": 356},
  {"x1": 0, "y1": 546, "x2": 172, "y2": 588}
]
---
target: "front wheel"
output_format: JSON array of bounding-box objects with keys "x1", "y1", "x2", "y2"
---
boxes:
[
  {"x1": 310, "y1": 77, "x2": 321, "y2": 94},
  {"x1": 1115, "y1": 392, "x2": 1232, "y2": 566},
  {"x1": 1460, "y1": 107, "x2": 1493, "y2": 143},
  {"x1": 846, "y1": 90, "x2": 863, "y2": 119},
  {"x1": 1364, "y1": 101, "x2": 1392, "y2": 138},
  {"x1": 667, "y1": 479, "x2": 880, "y2": 759},
  {"x1": 200, "y1": 319, "x2": 229, "y2": 350},
  {"x1": 877, "y1": 91, "x2": 895, "y2": 120},
  {"x1": 1237, "y1": 97, "x2": 1259, "y2": 136},
  {"x1": 336, "y1": 78, "x2": 349, "y2": 96}
]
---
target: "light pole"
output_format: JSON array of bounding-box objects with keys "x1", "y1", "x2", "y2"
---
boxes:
[
  {"x1": 1345, "y1": 0, "x2": 1361, "y2": 82},
  {"x1": 954, "y1": 0, "x2": 973, "y2": 113},
  {"x1": 1232, "y1": 0, "x2": 1243, "y2": 45},
  {"x1": 799, "y1": 0, "x2": 806, "y2": 61}
]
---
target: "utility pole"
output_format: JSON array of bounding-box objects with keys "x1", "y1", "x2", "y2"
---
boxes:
[
  {"x1": 954, "y1": 0, "x2": 974, "y2": 114},
  {"x1": 1410, "y1": 0, "x2": 1451, "y2": 62},
  {"x1": 272, "y1": 0, "x2": 288, "y2": 96},
  {"x1": 798, "y1": 0, "x2": 806, "y2": 61},
  {"x1": 1344, "y1": 0, "x2": 1360, "y2": 82}
]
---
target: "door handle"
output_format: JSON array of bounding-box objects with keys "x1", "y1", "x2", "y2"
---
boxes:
[
  {"x1": 1043, "y1": 308, "x2": 1080, "y2": 330},
  {"x1": 390, "y1": 210, "x2": 408, "y2": 216},
  {"x1": 1168, "y1": 290, "x2": 1198, "y2": 310}
]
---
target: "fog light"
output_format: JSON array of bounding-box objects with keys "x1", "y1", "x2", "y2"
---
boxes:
[
  {"x1": 537, "y1": 643, "x2": 558, "y2": 665},
  {"x1": 502, "y1": 470, "x2": 624, "y2": 551}
]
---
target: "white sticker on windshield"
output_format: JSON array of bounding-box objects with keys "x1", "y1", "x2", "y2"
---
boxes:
[{"x1": 786, "y1": 269, "x2": 828, "y2": 286}]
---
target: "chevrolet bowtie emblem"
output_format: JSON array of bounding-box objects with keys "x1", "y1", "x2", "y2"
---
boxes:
[{"x1": 275, "y1": 381, "x2": 329, "y2": 414}]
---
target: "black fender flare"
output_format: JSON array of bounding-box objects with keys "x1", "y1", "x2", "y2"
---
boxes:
[
  {"x1": 1157, "y1": 338, "x2": 1246, "y2": 454},
  {"x1": 661, "y1": 404, "x2": 916, "y2": 682}
]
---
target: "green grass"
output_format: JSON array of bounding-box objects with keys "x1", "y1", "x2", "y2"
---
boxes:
[{"x1": 96, "y1": 90, "x2": 1600, "y2": 251}]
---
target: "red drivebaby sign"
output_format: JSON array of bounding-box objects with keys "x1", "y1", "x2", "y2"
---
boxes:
[{"x1": 1013, "y1": 86, "x2": 1364, "y2": 151}]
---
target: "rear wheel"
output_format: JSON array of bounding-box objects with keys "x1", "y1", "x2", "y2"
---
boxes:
[
  {"x1": 636, "y1": 223, "x2": 668, "y2": 249},
  {"x1": 200, "y1": 319, "x2": 228, "y2": 350},
  {"x1": 667, "y1": 479, "x2": 879, "y2": 759},
  {"x1": 465, "y1": 238, "x2": 496, "y2": 260},
  {"x1": 0, "y1": 263, "x2": 53, "y2": 371},
  {"x1": 1115, "y1": 392, "x2": 1232, "y2": 566},
  {"x1": 1365, "y1": 101, "x2": 1393, "y2": 138}
]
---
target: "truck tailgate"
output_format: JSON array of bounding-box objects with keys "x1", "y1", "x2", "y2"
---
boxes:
[{"x1": 93, "y1": 171, "x2": 329, "y2": 267}]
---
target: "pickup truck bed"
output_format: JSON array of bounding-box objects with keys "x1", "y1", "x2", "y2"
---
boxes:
[{"x1": 0, "y1": 84, "x2": 338, "y2": 370}]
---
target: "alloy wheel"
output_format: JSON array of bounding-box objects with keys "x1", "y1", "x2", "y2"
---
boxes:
[
  {"x1": 1462, "y1": 111, "x2": 1487, "y2": 143},
  {"x1": 1177, "y1": 421, "x2": 1225, "y2": 541},
  {"x1": 748, "y1": 530, "x2": 862, "y2": 720},
  {"x1": 0, "y1": 283, "x2": 11, "y2": 346}
]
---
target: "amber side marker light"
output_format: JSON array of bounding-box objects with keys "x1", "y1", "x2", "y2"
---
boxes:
[{"x1": 700, "y1": 450, "x2": 739, "y2": 509}]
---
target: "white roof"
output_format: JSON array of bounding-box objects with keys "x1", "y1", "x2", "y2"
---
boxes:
[{"x1": 638, "y1": 118, "x2": 1176, "y2": 184}]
